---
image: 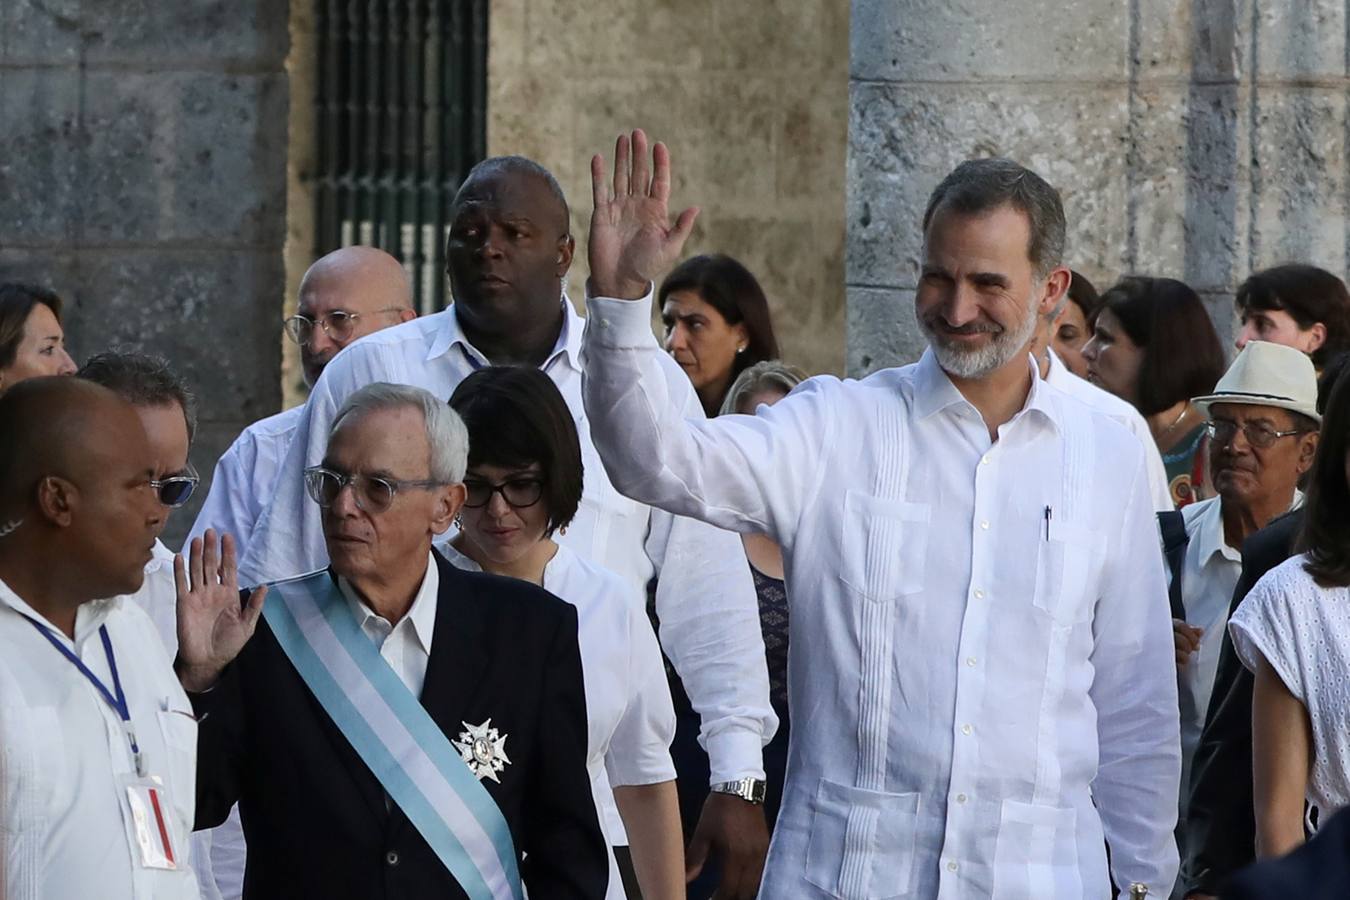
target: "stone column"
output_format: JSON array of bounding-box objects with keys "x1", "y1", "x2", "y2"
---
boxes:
[
  {"x1": 847, "y1": 0, "x2": 1350, "y2": 375},
  {"x1": 0, "y1": 2, "x2": 290, "y2": 545}
]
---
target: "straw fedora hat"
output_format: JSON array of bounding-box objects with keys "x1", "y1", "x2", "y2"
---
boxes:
[{"x1": 1192, "y1": 340, "x2": 1321, "y2": 424}]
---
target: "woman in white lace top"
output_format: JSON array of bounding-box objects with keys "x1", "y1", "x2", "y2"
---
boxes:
[{"x1": 1229, "y1": 367, "x2": 1350, "y2": 858}]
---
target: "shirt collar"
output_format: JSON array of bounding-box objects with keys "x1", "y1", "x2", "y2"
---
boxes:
[
  {"x1": 912, "y1": 347, "x2": 1061, "y2": 434},
  {"x1": 427, "y1": 294, "x2": 582, "y2": 373},
  {"x1": 1200, "y1": 490, "x2": 1305, "y2": 566},
  {"x1": 0, "y1": 575, "x2": 120, "y2": 644},
  {"x1": 144, "y1": 539, "x2": 175, "y2": 574},
  {"x1": 337, "y1": 551, "x2": 440, "y2": 655}
]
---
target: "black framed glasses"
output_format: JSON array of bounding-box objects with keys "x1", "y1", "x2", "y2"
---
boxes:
[
  {"x1": 463, "y1": 477, "x2": 545, "y2": 509},
  {"x1": 1205, "y1": 419, "x2": 1306, "y2": 450},
  {"x1": 304, "y1": 466, "x2": 445, "y2": 513},
  {"x1": 283, "y1": 308, "x2": 404, "y2": 347},
  {"x1": 150, "y1": 464, "x2": 200, "y2": 508}
]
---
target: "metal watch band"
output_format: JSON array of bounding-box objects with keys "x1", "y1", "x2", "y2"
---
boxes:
[{"x1": 710, "y1": 777, "x2": 767, "y2": 804}]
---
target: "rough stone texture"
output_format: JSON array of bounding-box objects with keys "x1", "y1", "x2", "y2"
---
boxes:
[
  {"x1": 0, "y1": 2, "x2": 290, "y2": 545},
  {"x1": 488, "y1": 0, "x2": 850, "y2": 377},
  {"x1": 849, "y1": 0, "x2": 1350, "y2": 376}
]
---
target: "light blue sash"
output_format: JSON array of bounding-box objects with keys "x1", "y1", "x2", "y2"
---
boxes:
[{"x1": 263, "y1": 570, "x2": 523, "y2": 900}]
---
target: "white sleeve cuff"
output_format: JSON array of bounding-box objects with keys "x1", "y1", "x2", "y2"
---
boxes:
[
  {"x1": 703, "y1": 727, "x2": 767, "y2": 784},
  {"x1": 583, "y1": 288, "x2": 659, "y2": 349}
]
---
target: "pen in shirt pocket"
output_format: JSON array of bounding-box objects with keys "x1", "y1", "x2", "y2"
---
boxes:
[{"x1": 1044, "y1": 505, "x2": 1052, "y2": 541}]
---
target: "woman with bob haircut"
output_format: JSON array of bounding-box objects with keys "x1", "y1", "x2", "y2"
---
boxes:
[
  {"x1": 1229, "y1": 363, "x2": 1350, "y2": 859},
  {"x1": 1081, "y1": 276, "x2": 1226, "y2": 506},
  {"x1": 659, "y1": 254, "x2": 779, "y2": 417},
  {"x1": 1235, "y1": 264, "x2": 1350, "y2": 371},
  {"x1": 0, "y1": 282, "x2": 77, "y2": 394},
  {"x1": 440, "y1": 365, "x2": 682, "y2": 900}
]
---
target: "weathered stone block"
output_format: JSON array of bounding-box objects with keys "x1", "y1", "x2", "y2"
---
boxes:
[
  {"x1": 1252, "y1": 0, "x2": 1346, "y2": 80},
  {"x1": 81, "y1": 0, "x2": 290, "y2": 68},
  {"x1": 524, "y1": 0, "x2": 715, "y2": 75},
  {"x1": 848, "y1": 81, "x2": 1130, "y2": 288},
  {"x1": 850, "y1": 0, "x2": 1127, "y2": 83},
  {"x1": 0, "y1": 68, "x2": 83, "y2": 244},
  {"x1": 846, "y1": 286, "x2": 923, "y2": 377},
  {"x1": 0, "y1": 0, "x2": 81, "y2": 65},
  {"x1": 76, "y1": 71, "x2": 288, "y2": 245},
  {"x1": 715, "y1": 0, "x2": 848, "y2": 76}
]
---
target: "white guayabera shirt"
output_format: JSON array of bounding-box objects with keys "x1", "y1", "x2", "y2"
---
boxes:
[
  {"x1": 439, "y1": 541, "x2": 676, "y2": 900},
  {"x1": 239, "y1": 299, "x2": 775, "y2": 785},
  {"x1": 581, "y1": 291, "x2": 1182, "y2": 900}
]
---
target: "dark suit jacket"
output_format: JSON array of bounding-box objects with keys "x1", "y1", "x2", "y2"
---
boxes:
[
  {"x1": 191, "y1": 551, "x2": 608, "y2": 899},
  {"x1": 1180, "y1": 509, "x2": 1303, "y2": 895},
  {"x1": 1221, "y1": 804, "x2": 1350, "y2": 899}
]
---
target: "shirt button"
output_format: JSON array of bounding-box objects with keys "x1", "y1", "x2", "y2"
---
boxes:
[
  {"x1": 980, "y1": 455, "x2": 991, "y2": 466},
  {"x1": 961, "y1": 724, "x2": 973, "y2": 735},
  {"x1": 966, "y1": 657, "x2": 977, "y2": 667},
  {"x1": 973, "y1": 589, "x2": 985, "y2": 600},
  {"x1": 385, "y1": 850, "x2": 400, "y2": 867},
  {"x1": 979, "y1": 520, "x2": 990, "y2": 530},
  {"x1": 956, "y1": 793, "x2": 968, "y2": 803},
  {"x1": 947, "y1": 860, "x2": 959, "y2": 872}
]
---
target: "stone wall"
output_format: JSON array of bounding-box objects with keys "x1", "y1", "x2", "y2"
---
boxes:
[
  {"x1": 488, "y1": 0, "x2": 850, "y2": 377},
  {"x1": 0, "y1": 1, "x2": 290, "y2": 546},
  {"x1": 848, "y1": 0, "x2": 1350, "y2": 375}
]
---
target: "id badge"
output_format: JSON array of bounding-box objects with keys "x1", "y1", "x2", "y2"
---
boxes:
[{"x1": 119, "y1": 774, "x2": 180, "y2": 870}]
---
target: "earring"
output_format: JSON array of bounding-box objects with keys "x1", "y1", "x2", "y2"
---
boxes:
[{"x1": 736, "y1": 345, "x2": 746, "y2": 354}]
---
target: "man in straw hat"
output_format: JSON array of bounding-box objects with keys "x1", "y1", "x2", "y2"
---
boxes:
[{"x1": 1161, "y1": 340, "x2": 1321, "y2": 864}]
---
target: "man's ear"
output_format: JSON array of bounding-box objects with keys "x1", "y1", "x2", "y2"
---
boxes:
[
  {"x1": 1039, "y1": 266, "x2": 1072, "y2": 317},
  {"x1": 35, "y1": 476, "x2": 77, "y2": 528},
  {"x1": 430, "y1": 482, "x2": 467, "y2": 536},
  {"x1": 1306, "y1": 322, "x2": 1328, "y2": 354},
  {"x1": 1297, "y1": 431, "x2": 1320, "y2": 477},
  {"x1": 556, "y1": 236, "x2": 576, "y2": 277}
]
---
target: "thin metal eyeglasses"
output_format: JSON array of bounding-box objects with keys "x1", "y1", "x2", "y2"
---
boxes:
[
  {"x1": 462, "y1": 477, "x2": 545, "y2": 509},
  {"x1": 1205, "y1": 419, "x2": 1306, "y2": 450},
  {"x1": 283, "y1": 308, "x2": 405, "y2": 347},
  {"x1": 149, "y1": 464, "x2": 200, "y2": 508},
  {"x1": 304, "y1": 466, "x2": 447, "y2": 513}
]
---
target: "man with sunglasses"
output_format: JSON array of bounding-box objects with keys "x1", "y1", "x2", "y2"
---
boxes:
[
  {"x1": 1160, "y1": 340, "x2": 1320, "y2": 874},
  {"x1": 187, "y1": 246, "x2": 415, "y2": 557},
  {"x1": 178, "y1": 382, "x2": 607, "y2": 898},
  {"x1": 80, "y1": 352, "x2": 202, "y2": 654}
]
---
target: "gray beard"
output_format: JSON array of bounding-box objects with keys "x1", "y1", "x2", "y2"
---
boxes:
[{"x1": 920, "y1": 301, "x2": 1039, "y2": 380}]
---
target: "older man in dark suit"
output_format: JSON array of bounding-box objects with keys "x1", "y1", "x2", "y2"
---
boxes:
[{"x1": 175, "y1": 382, "x2": 606, "y2": 899}]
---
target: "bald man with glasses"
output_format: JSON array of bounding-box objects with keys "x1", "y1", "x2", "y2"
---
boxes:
[{"x1": 187, "y1": 246, "x2": 416, "y2": 558}]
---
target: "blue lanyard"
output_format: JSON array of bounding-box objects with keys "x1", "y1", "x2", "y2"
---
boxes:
[{"x1": 25, "y1": 619, "x2": 146, "y2": 776}]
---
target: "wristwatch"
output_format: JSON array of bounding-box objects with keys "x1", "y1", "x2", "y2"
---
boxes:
[{"x1": 710, "y1": 777, "x2": 767, "y2": 804}]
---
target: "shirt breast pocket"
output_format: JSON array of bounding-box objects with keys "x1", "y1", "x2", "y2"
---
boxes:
[
  {"x1": 839, "y1": 491, "x2": 929, "y2": 604},
  {"x1": 1033, "y1": 520, "x2": 1105, "y2": 626}
]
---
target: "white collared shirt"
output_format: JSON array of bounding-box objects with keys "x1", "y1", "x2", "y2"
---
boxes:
[
  {"x1": 0, "y1": 579, "x2": 200, "y2": 900},
  {"x1": 336, "y1": 551, "x2": 440, "y2": 696},
  {"x1": 438, "y1": 542, "x2": 676, "y2": 900},
  {"x1": 121, "y1": 540, "x2": 179, "y2": 657},
  {"x1": 581, "y1": 292, "x2": 1181, "y2": 898},
  {"x1": 240, "y1": 298, "x2": 773, "y2": 783},
  {"x1": 1174, "y1": 493, "x2": 1300, "y2": 795},
  {"x1": 187, "y1": 406, "x2": 304, "y2": 556},
  {"x1": 1045, "y1": 350, "x2": 1175, "y2": 511}
]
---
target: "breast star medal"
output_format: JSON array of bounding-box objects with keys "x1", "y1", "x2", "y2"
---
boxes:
[{"x1": 453, "y1": 719, "x2": 511, "y2": 782}]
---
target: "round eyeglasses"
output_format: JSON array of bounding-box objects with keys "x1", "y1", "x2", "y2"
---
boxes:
[
  {"x1": 462, "y1": 477, "x2": 545, "y2": 509},
  {"x1": 150, "y1": 465, "x2": 200, "y2": 508},
  {"x1": 283, "y1": 308, "x2": 405, "y2": 347},
  {"x1": 304, "y1": 466, "x2": 446, "y2": 513},
  {"x1": 1205, "y1": 419, "x2": 1307, "y2": 450}
]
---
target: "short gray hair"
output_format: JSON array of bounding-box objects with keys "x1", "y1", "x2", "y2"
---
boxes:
[
  {"x1": 720, "y1": 360, "x2": 808, "y2": 416},
  {"x1": 330, "y1": 383, "x2": 468, "y2": 483},
  {"x1": 922, "y1": 158, "x2": 1066, "y2": 277}
]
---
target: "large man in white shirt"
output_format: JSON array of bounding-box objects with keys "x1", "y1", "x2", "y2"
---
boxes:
[
  {"x1": 240, "y1": 156, "x2": 777, "y2": 893},
  {"x1": 1165, "y1": 341, "x2": 1319, "y2": 846},
  {"x1": 187, "y1": 246, "x2": 416, "y2": 554},
  {"x1": 1029, "y1": 290, "x2": 1175, "y2": 510},
  {"x1": 580, "y1": 131, "x2": 1181, "y2": 896},
  {"x1": 0, "y1": 377, "x2": 199, "y2": 900}
]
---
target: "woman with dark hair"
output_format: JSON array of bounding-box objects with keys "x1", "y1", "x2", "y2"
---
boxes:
[
  {"x1": 1081, "y1": 276, "x2": 1227, "y2": 506},
  {"x1": 1228, "y1": 365, "x2": 1350, "y2": 859},
  {"x1": 0, "y1": 282, "x2": 77, "y2": 393},
  {"x1": 659, "y1": 254, "x2": 779, "y2": 417},
  {"x1": 1236, "y1": 264, "x2": 1350, "y2": 370},
  {"x1": 441, "y1": 366, "x2": 682, "y2": 900},
  {"x1": 1050, "y1": 269, "x2": 1100, "y2": 378}
]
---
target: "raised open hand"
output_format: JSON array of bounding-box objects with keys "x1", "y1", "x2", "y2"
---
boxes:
[
  {"x1": 174, "y1": 528, "x2": 267, "y2": 692},
  {"x1": 588, "y1": 129, "x2": 700, "y2": 300}
]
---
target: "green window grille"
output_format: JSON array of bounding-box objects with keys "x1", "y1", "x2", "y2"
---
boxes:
[{"x1": 314, "y1": 0, "x2": 488, "y2": 314}]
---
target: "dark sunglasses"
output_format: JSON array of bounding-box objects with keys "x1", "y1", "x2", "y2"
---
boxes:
[{"x1": 150, "y1": 465, "x2": 200, "y2": 508}]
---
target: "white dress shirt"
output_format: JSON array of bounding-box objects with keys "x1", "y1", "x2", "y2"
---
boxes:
[
  {"x1": 122, "y1": 540, "x2": 179, "y2": 656},
  {"x1": 186, "y1": 406, "x2": 304, "y2": 554},
  {"x1": 581, "y1": 292, "x2": 1182, "y2": 899},
  {"x1": 336, "y1": 551, "x2": 440, "y2": 695},
  {"x1": 239, "y1": 299, "x2": 773, "y2": 783},
  {"x1": 1045, "y1": 350, "x2": 1174, "y2": 511},
  {"x1": 0, "y1": 579, "x2": 200, "y2": 900},
  {"x1": 439, "y1": 542, "x2": 676, "y2": 900}
]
